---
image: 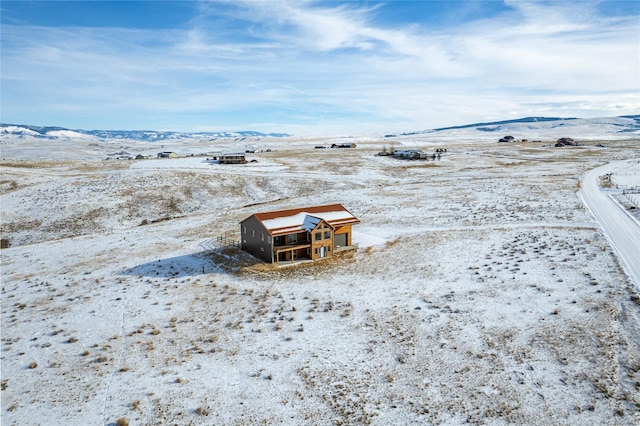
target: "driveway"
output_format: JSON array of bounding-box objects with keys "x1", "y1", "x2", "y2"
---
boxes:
[{"x1": 580, "y1": 160, "x2": 640, "y2": 288}]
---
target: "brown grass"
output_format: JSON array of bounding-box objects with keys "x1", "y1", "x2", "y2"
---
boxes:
[
  {"x1": 403, "y1": 162, "x2": 442, "y2": 169},
  {"x1": 115, "y1": 418, "x2": 129, "y2": 426},
  {"x1": 1, "y1": 161, "x2": 70, "y2": 169},
  {"x1": 2, "y1": 160, "x2": 131, "y2": 173},
  {"x1": 385, "y1": 238, "x2": 401, "y2": 248}
]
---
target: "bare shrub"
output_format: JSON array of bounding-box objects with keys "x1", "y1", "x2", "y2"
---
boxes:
[
  {"x1": 115, "y1": 418, "x2": 129, "y2": 426},
  {"x1": 195, "y1": 405, "x2": 210, "y2": 416},
  {"x1": 385, "y1": 238, "x2": 401, "y2": 248}
]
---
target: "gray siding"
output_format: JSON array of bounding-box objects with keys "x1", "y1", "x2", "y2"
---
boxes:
[{"x1": 240, "y1": 215, "x2": 273, "y2": 263}]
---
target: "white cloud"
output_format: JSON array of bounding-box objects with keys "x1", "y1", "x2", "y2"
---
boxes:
[{"x1": 1, "y1": 0, "x2": 638, "y2": 134}]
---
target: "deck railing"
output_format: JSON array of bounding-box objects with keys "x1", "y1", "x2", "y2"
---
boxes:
[
  {"x1": 274, "y1": 239, "x2": 311, "y2": 247},
  {"x1": 216, "y1": 235, "x2": 241, "y2": 248}
]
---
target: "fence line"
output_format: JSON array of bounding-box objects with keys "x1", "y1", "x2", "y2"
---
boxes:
[
  {"x1": 621, "y1": 185, "x2": 640, "y2": 194},
  {"x1": 627, "y1": 193, "x2": 640, "y2": 209},
  {"x1": 198, "y1": 235, "x2": 240, "y2": 252},
  {"x1": 216, "y1": 235, "x2": 241, "y2": 248}
]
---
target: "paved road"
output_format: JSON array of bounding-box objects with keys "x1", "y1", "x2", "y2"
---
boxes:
[{"x1": 580, "y1": 160, "x2": 640, "y2": 288}]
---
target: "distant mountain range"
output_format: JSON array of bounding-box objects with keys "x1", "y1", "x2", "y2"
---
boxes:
[
  {"x1": 435, "y1": 116, "x2": 580, "y2": 131},
  {"x1": 1, "y1": 115, "x2": 639, "y2": 141},
  {"x1": 0, "y1": 124, "x2": 290, "y2": 141}
]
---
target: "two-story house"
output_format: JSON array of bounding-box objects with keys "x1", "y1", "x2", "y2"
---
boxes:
[{"x1": 240, "y1": 204, "x2": 360, "y2": 264}]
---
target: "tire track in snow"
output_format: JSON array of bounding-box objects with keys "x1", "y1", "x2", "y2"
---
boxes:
[{"x1": 101, "y1": 280, "x2": 143, "y2": 426}]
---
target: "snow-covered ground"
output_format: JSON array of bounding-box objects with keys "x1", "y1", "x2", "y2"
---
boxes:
[{"x1": 1, "y1": 131, "x2": 640, "y2": 425}]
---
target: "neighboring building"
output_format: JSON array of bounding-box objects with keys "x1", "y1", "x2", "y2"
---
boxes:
[
  {"x1": 555, "y1": 137, "x2": 576, "y2": 147},
  {"x1": 393, "y1": 149, "x2": 428, "y2": 160},
  {"x1": 240, "y1": 204, "x2": 360, "y2": 264},
  {"x1": 157, "y1": 151, "x2": 178, "y2": 158},
  {"x1": 331, "y1": 143, "x2": 357, "y2": 148},
  {"x1": 211, "y1": 153, "x2": 247, "y2": 164}
]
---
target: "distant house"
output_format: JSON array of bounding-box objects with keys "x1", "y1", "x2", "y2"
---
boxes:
[
  {"x1": 135, "y1": 154, "x2": 151, "y2": 160},
  {"x1": 157, "y1": 151, "x2": 178, "y2": 158},
  {"x1": 555, "y1": 137, "x2": 576, "y2": 147},
  {"x1": 331, "y1": 143, "x2": 356, "y2": 148},
  {"x1": 498, "y1": 135, "x2": 516, "y2": 143},
  {"x1": 240, "y1": 204, "x2": 360, "y2": 264},
  {"x1": 211, "y1": 153, "x2": 247, "y2": 164},
  {"x1": 393, "y1": 149, "x2": 428, "y2": 160}
]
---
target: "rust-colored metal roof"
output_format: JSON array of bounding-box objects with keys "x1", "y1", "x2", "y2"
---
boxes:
[{"x1": 243, "y1": 204, "x2": 360, "y2": 236}]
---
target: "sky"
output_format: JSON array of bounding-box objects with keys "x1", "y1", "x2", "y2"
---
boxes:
[{"x1": 1, "y1": 0, "x2": 639, "y2": 136}]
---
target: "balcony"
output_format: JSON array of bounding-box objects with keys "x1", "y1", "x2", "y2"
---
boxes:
[{"x1": 273, "y1": 235, "x2": 310, "y2": 248}]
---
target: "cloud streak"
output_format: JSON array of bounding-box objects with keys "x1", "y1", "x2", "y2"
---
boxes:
[{"x1": 1, "y1": 0, "x2": 638, "y2": 134}]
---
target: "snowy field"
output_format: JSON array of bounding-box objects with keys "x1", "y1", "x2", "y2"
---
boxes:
[{"x1": 1, "y1": 130, "x2": 640, "y2": 425}]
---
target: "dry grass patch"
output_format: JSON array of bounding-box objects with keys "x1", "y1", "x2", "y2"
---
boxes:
[
  {"x1": 0, "y1": 161, "x2": 72, "y2": 169},
  {"x1": 385, "y1": 238, "x2": 402, "y2": 248},
  {"x1": 77, "y1": 161, "x2": 131, "y2": 172},
  {"x1": 239, "y1": 253, "x2": 351, "y2": 279},
  {"x1": 240, "y1": 261, "x2": 278, "y2": 275},
  {"x1": 1, "y1": 218, "x2": 43, "y2": 233},
  {"x1": 115, "y1": 418, "x2": 129, "y2": 426},
  {"x1": 0, "y1": 179, "x2": 19, "y2": 193},
  {"x1": 402, "y1": 162, "x2": 442, "y2": 170}
]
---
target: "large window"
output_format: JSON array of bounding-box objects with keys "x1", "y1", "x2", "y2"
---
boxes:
[
  {"x1": 324, "y1": 231, "x2": 331, "y2": 240},
  {"x1": 315, "y1": 232, "x2": 322, "y2": 241},
  {"x1": 287, "y1": 234, "x2": 297, "y2": 244}
]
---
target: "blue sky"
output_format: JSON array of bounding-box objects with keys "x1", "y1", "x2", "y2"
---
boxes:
[{"x1": 1, "y1": 1, "x2": 639, "y2": 135}]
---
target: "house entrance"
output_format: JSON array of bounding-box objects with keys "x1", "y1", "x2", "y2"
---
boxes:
[
  {"x1": 278, "y1": 248, "x2": 310, "y2": 263},
  {"x1": 319, "y1": 246, "x2": 327, "y2": 258},
  {"x1": 278, "y1": 251, "x2": 290, "y2": 262}
]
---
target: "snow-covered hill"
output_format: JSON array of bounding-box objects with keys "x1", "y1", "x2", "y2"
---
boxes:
[
  {"x1": 1, "y1": 116, "x2": 638, "y2": 143},
  {"x1": 435, "y1": 116, "x2": 640, "y2": 133},
  {"x1": 385, "y1": 115, "x2": 640, "y2": 141},
  {"x1": 0, "y1": 124, "x2": 290, "y2": 142}
]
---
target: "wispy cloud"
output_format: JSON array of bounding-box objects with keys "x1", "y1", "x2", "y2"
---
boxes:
[{"x1": 1, "y1": 0, "x2": 638, "y2": 134}]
